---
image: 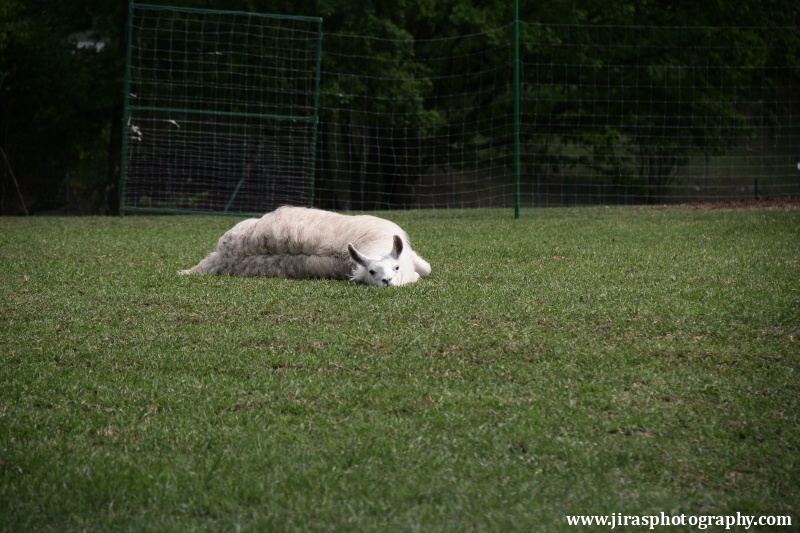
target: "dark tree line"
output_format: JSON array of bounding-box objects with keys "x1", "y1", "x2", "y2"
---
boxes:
[{"x1": 1, "y1": 0, "x2": 797, "y2": 213}]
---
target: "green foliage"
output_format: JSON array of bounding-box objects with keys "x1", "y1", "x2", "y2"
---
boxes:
[
  {"x1": 321, "y1": 27, "x2": 435, "y2": 127},
  {"x1": 1, "y1": 208, "x2": 798, "y2": 530},
  {"x1": 2, "y1": 0, "x2": 799, "y2": 211},
  {"x1": 0, "y1": 0, "x2": 124, "y2": 213},
  {"x1": 517, "y1": 18, "x2": 798, "y2": 199}
]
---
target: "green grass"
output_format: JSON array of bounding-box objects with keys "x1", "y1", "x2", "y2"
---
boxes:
[{"x1": 1, "y1": 207, "x2": 798, "y2": 531}]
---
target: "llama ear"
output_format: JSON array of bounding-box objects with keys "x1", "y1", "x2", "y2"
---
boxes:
[
  {"x1": 391, "y1": 235, "x2": 403, "y2": 259},
  {"x1": 348, "y1": 243, "x2": 368, "y2": 267}
]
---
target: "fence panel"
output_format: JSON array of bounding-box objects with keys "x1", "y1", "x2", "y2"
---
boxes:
[{"x1": 121, "y1": 4, "x2": 322, "y2": 215}]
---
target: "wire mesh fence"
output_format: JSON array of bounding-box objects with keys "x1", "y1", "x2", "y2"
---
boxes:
[
  {"x1": 519, "y1": 23, "x2": 799, "y2": 207},
  {"x1": 121, "y1": 4, "x2": 799, "y2": 215},
  {"x1": 122, "y1": 4, "x2": 322, "y2": 214}
]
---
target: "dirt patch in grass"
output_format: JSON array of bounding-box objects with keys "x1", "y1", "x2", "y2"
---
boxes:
[{"x1": 675, "y1": 196, "x2": 800, "y2": 211}]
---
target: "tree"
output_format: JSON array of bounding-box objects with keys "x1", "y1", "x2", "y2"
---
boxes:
[
  {"x1": 519, "y1": 0, "x2": 800, "y2": 201},
  {"x1": 0, "y1": 0, "x2": 125, "y2": 213},
  {"x1": 2, "y1": 0, "x2": 797, "y2": 211}
]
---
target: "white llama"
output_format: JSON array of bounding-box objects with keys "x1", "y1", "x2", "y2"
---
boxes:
[{"x1": 180, "y1": 206, "x2": 431, "y2": 286}]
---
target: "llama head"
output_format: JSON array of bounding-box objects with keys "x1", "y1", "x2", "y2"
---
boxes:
[{"x1": 348, "y1": 235, "x2": 404, "y2": 287}]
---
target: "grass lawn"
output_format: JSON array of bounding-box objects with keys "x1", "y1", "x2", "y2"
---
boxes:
[{"x1": 1, "y1": 206, "x2": 798, "y2": 531}]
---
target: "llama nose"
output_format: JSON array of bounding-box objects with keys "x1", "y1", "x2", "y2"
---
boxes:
[{"x1": 382, "y1": 278, "x2": 390, "y2": 285}]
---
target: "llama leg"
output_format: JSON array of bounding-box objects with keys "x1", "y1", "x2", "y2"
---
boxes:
[
  {"x1": 411, "y1": 252, "x2": 431, "y2": 277},
  {"x1": 178, "y1": 251, "x2": 223, "y2": 275}
]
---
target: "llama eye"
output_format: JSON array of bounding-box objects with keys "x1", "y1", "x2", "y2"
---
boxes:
[
  {"x1": 394, "y1": 266, "x2": 400, "y2": 271},
  {"x1": 369, "y1": 270, "x2": 376, "y2": 276}
]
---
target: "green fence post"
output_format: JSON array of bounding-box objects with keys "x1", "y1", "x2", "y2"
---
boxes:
[
  {"x1": 513, "y1": 0, "x2": 521, "y2": 219},
  {"x1": 118, "y1": 0, "x2": 135, "y2": 215}
]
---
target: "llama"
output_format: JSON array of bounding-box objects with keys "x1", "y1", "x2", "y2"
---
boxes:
[{"x1": 180, "y1": 206, "x2": 431, "y2": 286}]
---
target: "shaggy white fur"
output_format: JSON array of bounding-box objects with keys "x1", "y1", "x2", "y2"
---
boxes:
[{"x1": 180, "y1": 206, "x2": 431, "y2": 286}]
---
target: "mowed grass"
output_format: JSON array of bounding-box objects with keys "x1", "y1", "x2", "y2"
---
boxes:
[{"x1": 0, "y1": 207, "x2": 798, "y2": 531}]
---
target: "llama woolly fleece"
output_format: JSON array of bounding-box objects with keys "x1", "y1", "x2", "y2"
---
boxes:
[{"x1": 180, "y1": 206, "x2": 431, "y2": 286}]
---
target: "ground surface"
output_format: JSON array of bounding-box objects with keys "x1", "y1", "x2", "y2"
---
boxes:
[
  {"x1": 675, "y1": 196, "x2": 800, "y2": 211},
  {"x1": 1, "y1": 207, "x2": 798, "y2": 531}
]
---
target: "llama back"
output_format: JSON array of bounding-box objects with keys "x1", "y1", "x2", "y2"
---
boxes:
[{"x1": 227, "y1": 206, "x2": 406, "y2": 258}]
